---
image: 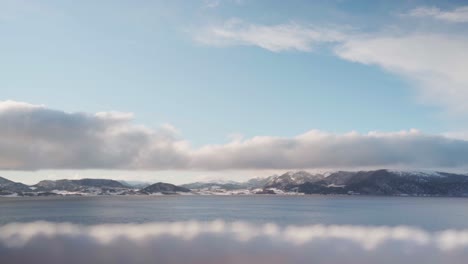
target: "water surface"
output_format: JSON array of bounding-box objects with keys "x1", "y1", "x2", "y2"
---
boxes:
[{"x1": 1, "y1": 195, "x2": 467, "y2": 230}]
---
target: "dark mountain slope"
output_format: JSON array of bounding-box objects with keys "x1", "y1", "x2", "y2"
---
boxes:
[
  {"x1": 0, "y1": 176, "x2": 32, "y2": 194},
  {"x1": 141, "y1": 182, "x2": 191, "y2": 194}
]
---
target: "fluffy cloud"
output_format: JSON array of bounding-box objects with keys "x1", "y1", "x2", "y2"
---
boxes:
[
  {"x1": 194, "y1": 15, "x2": 468, "y2": 114},
  {"x1": 407, "y1": 6, "x2": 468, "y2": 23},
  {"x1": 0, "y1": 100, "x2": 190, "y2": 170},
  {"x1": 2, "y1": 101, "x2": 468, "y2": 171},
  {"x1": 2, "y1": 221, "x2": 468, "y2": 264}
]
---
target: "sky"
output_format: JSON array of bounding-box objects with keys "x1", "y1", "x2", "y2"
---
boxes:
[{"x1": 1, "y1": 0, "x2": 468, "y2": 184}]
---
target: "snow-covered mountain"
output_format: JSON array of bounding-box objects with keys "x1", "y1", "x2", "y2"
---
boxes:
[
  {"x1": 181, "y1": 181, "x2": 246, "y2": 191},
  {"x1": 244, "y1": 171, "x2": 324, "y2": 189},
  {"x1": 2, "y1": 169, "x2": 468, "y2": 197},
  {"x1": 262, "y1": 171, "x2": 325, "y2": 188},
  {"x1": 119, "y1": 180, "x2": 152, "y2": 189},
  {"x1": 295, "y1": 169, "x2": 468, "y2": 196},
  {"x1": 183, "y1": 169, "x2": 468, "y2": 196},
  {"x1": 0, "y1": 177, "x2": 197, "y2": 197},
  {"x1": 0, "y1": 176, "x2": 32, "y2": 195},
  {"x1": 32, "y1": 179, "x2": 129, "y2": 195}
]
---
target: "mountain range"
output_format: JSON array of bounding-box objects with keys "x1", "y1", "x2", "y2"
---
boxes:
[
  {"x1": 183, "y1": 170, "x2": 468, "y2": 196},
  {"x1": 2, "y1": 169, "x2": 468, "y2": 197}
]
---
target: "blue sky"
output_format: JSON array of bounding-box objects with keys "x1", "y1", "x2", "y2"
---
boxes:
[{"x1": 2, "y1": 0, "x2": 468, "y2": 183}]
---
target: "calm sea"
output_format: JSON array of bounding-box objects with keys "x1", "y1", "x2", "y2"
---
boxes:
[{"x1": 1, "y1": 195, "x2": 468, "y2": 230}]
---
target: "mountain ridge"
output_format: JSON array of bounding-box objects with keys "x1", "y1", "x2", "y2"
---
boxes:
[
  {"x1": 2, "y1": 169, "x2": 468, "y2": 197},
  {"x1": 182, "y1": 169, "x2": 468, "y2": 196}
]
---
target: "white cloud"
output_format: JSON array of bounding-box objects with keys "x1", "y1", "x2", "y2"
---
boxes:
[
  {"x1": 2, "y1": 221, "x2": 468, "y2": 263},
  {"x1": 407, "y1": 6, "x2": 468, "y2": 23},
  {"x1": 193, "y1": 19, "x2": 345, "y2": 52},
  {"x1": 2, "y1": 101, "x2": 468, "y2": 171},
  {"x1": 194, "y1": 17, "x2": 468, "y2": 114},
  {"x1": 334, "y1": 33, "x2": 468, "y2": 113},
  {"x1": 443, "y1": 131, "x2": 468, "y2": 141}
]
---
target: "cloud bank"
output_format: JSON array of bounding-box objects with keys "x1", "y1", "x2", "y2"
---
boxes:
[
  {"x1": 0, "y1": 100, "x2": 190, "y2": 170},
  {"x1": 2, "y1": 221, "x2": 468, "y2": 264},
  {"x1": 194, "y1": 11, "x2": 468, "y2": 114},
  {"x1": 2, "y1": 100, "x2": 468, "y2": 171}
]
